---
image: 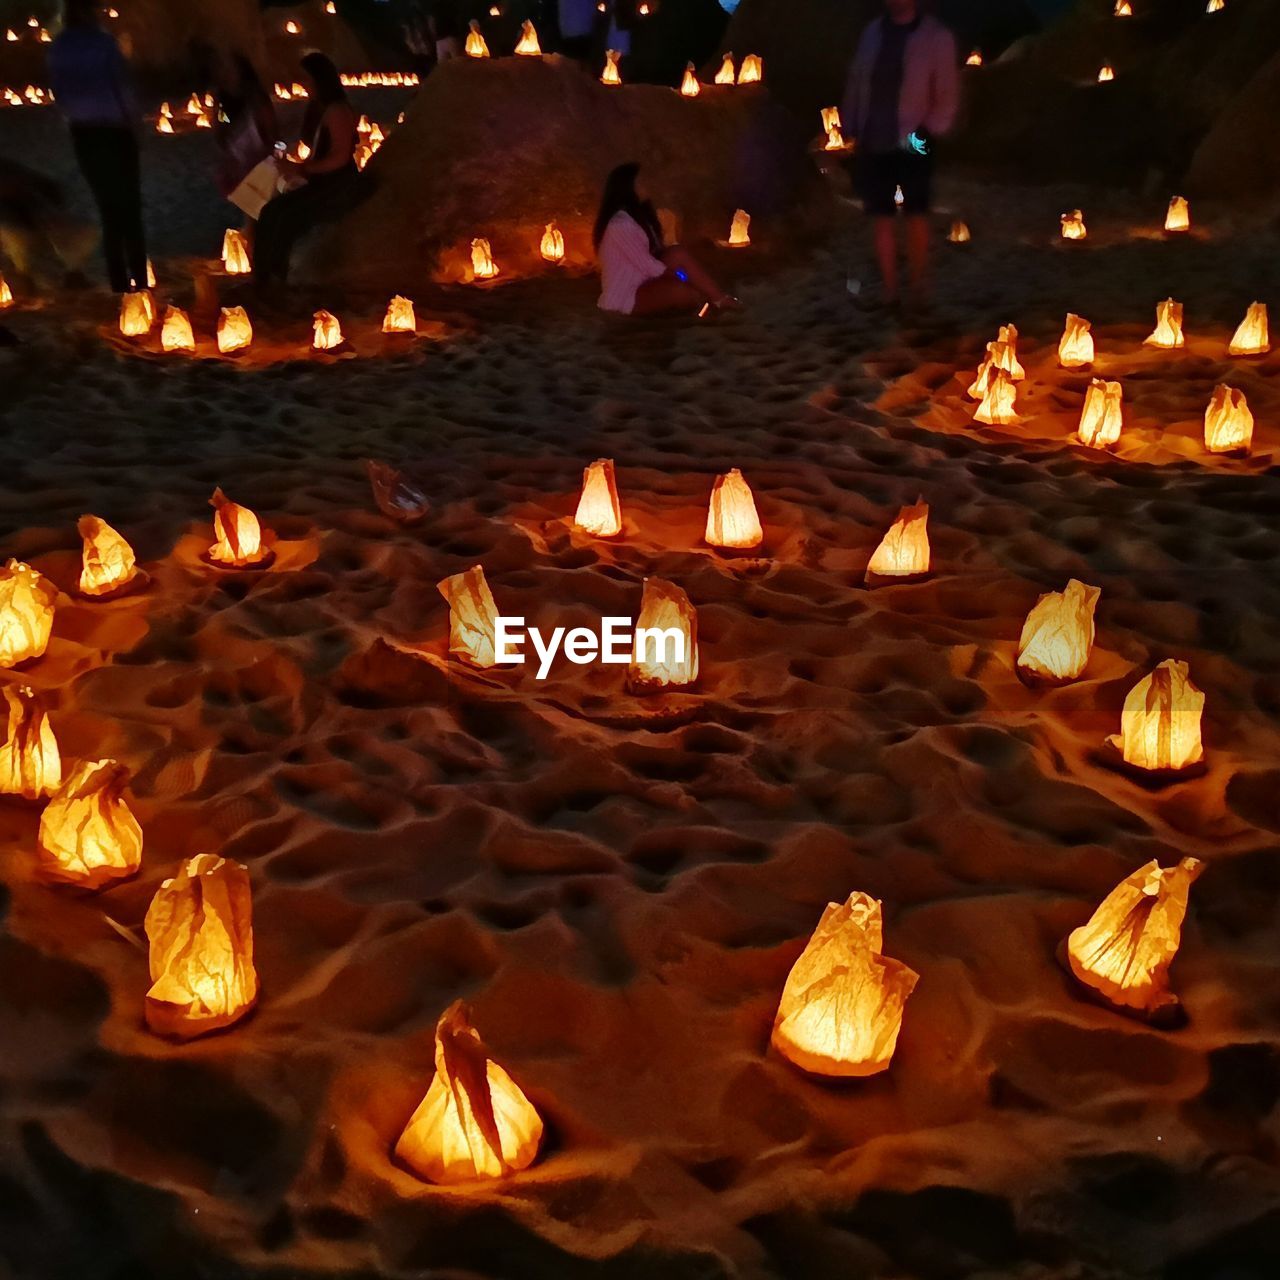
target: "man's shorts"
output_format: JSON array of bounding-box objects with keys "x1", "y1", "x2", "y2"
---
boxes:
[{"x1": 852, "y1": 149, "x2": 933, "y2": 217}]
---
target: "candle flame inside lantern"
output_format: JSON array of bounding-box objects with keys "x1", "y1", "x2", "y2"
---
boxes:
[
  {"x1": 948, "y1": 220, "x2": 970, "y2": 243},
  {"x1": 728, "y1": 209, "x2": 751, "y2": 247},
  {"x1": 0, "y1": 559, "x2": 56, "y2": 668},
  {"x1": 438, "y1": 564, "x2": 502, "y2": 668},
  {"x1": 37, "y1": 759, "x2": 143, "y2": 889},
  {"x1": 0, "y1": 684, "x2": 60, "y2": 799},
  {"x1": 1203, "y1": 384, "x2": 1253, "y2": 453},
  {"x1": 1067, "y1": 857, "x2": 1202, "y2": 1013},
  {"x1": 78, "y1": 515, "x2": 138, "y2": 597},
  {"x1": 867, "y1": 501, "x2": 930, "y2": 578},
  {"x1": 715, "y1": 53, "x2": 735, "y2": 85},
  {"x1": 1115, "y1": 0, "x2": 1133, "y2": 14},
  {"x1": 222, "y1": 228, "x2": 251, "y2": 273},
  {"x1": 161, "y1": 305, "x2": 195, "y2": 353},
  {"x1": 601, "y1": 49, "x2": 621, "y2": 85},
  {"x1": 394, "y1": 1000, "x2": 544, "y2": 1184},
  {"x1": 313, "y1": 309, "x2": 344, "y2": 350},
  {"x1": 383, "y1": 295, "x2": 416, "y2": 334},
  {"x1": 966, "y1": 49, "x2": 983, "y2": 67},
  {"x1": 705, "y1": 468, "x2": 763, "y2": 549},
  {"x1": 823, "y1": 122, "x2": 845, "y2": 151},
  {"x1": 1058, "y1": 312, "x2": 1094, "y2": 367},
  {"x1": 1061, "y1": 209, "x2": 1087, "y2": 240},
  {"x1": 514, "y1": 20, "x2": 540, "y2": 55},
  {"x1": 771, "y1": 892, "x2": 919, "y2": 1077},
  {"x1": 1109, "y1": 659, "x2": 1204, "y2": 772},
  {"x1": 217, "y1": 306, "x2": 253, "y2": 354},
  {"x1": 680, "y1": 64, "x2": 700, "y2": 97},
  {"x1": 574, "y1": 458, "x2": 622, "y2": 537},
  {"x1": 465, "y1": 20, "x2": 489, "y2": 57},
  {"x1": 1144, "y1": 297, "x2": 1185, "y2": 348},
  {"x1": 1017, "y1": 579, "x2": 1100, "y2": 683},
  {"x1": 540, "y1": 222, "x2": 565, "y2": 263},
  {"x1": 1164, "y1": 195, "x2": 1190, "y2": 233},
  {"x1": 974, "y1": 367, "x2": 1019, "y2": 425},
  {"x1": 1228, "y1": 301, "x2": 1269, "y2": 356},
  {"x1": 737, "y1": 53, "x2": 762, "y2": 84},
  {"x1": 1077, "y1": 378, "x2": 1124, "y2": 448},
  {"x1": 471, "y1": 238, "x2": 499, "y2": 280},
  {"x1": 118, "y1": 289, "x2": 153, "y2": 337},
  {"x1": 145, "y1": 854, "x2": 258, "y2": 1038},
  {"x1": 628, "y1": 577, "x2": 699, "y2": 692},
  {"x1": 207, "y1": 487, "x2": 270, "y2": 568},
  {"x1": 995, "y1": 324, "x2": 1026, "y2": 380},
  {"x1": 1098, "y1": 63, "x2": 1115, "y2": 83}
]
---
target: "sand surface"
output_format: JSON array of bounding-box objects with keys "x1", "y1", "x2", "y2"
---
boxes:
[{"x1": 3, "y1": 107, "x2": 1280, "y2": 1279}]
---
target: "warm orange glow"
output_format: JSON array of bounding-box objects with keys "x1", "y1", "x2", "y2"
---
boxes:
[
  {"x1": 0, "y1": 272, "x2": 12, "y2": 307},
  {"x1": 222, "y1": 228, "x2": 251, "y2": 274},
  {"x1": 1144, "y1": 297, "x2": 1184, "y2": 348},
  {"x1": 0, "y1": 684, "x2": 60, "y2": 799},
  {"x1": 145, "y1": 259, "x2": 157, "y2": 288},
  {"x1": 326, "y1": 0, "x2": 336, "y2": 12},
  {"x1": 78, "y1": 515, "x2": 138, "y2": 597},
  {"x1": 1115, "y1": 0, "x2": 1132, "y2": 13},
  {"x1": 771, "y1": 892, "x2": 918, "y2": 1077},
  {"x1": 823, "y1": 122, "x2": 846, "y2": 151},
  {"x1": 705, "y1": 468, "x2": 763, "y2": 550},
  {"x1": 1077, "y1": 378, "x2": 1124, "y2": 448},
  {"x1": 285, "y1": 19, "x2": 301, "y2": 34},
  {"x1": 680, "y1": 63, "x2": 700, "y2": 97},
  {"x1": 161, "y1": 305, "x2": 195, "y2": 353},
  {"x1": 820, "y1": 106, "x2": 841, "y2": 134},
  {"x1": 471, "y1": 238, "x2": 499, "y2": 280},
  {"x1": 867, "y1": 501, "x2": 929, "y2": 578},
  {"x1": 948, "y1": 220, "x2": 970, "y2": 243},
  {"x1": 186, "y1": 92, "x2": 203, "y2": 115},
  {"x1": 1109, "y1": 659, "x2": 1204, "y2": 771},
  {"x1": 196, "y1": 112, "x2": 213, "y2": 129},
  {"x1": 540, "y1": 222, "x2": 565, "y2": 264},
  {"x1": 438, "y1": 565, "x2": 502, "y2": 668},
  {"x1": 0, "y1": 559, "x2": 56, "y2": 668},
  {"x1": 1067, "y1": 857, "x2": 1202, "y2": 1013},
  {"x1": 737, "y1": 53, "x2": 762, "y2": 84},
  {"x1": 118, "y1": 290, "x2": 154, "y2": 337},
  {"x1": 207, "y1": 488, "x2": 270, "y2": 568},
  {"x1": 145, "y1": 854, "x2": 258, "y2": 1038},
  {"x1": 1098, "y1": 63, "x2": 1115, "y2": 82},
  {"x1": 966, "y1": 49, "x2": 982, "y2": 67},
  {"x1": 1061, "y1": 209, "x2": 1087, "y2": 240},
  {"x1": 1228, "y1": 301, "x2": 1269, "y2": 356},
  {"x1": 1206, "y1": 0, "x2": 1224, "y2": 11},
  {"x1": 601, "y1": 49, "x2": 621, "y2": 85},
  {"x1": 628, "y1": 577, "x2": 699, "y2": 692},
  {"x1": 383, "y1": 294, "x2": 417, "y2": 334},
  {"x1": 313, "y1": 309, "x2": 344, "y2": 350},
  {"x1": 465, "y1": 20, "x2": 489, "y2": 57},
  {"x1": 1017, "y1": 579, "x2": 1100, "y2": 683},
  {"x1": 36, "y1": 759, "x2": 142, "y2": 889},
  {"x1": 715, "y1": 53, "x2": 735, "y2": 85},
  {"x1": 974, "y1": 367, "x2": 1019, "y2": 425},
  {"x1": 967, "y1": 340, "x2": 1005, "y2": 396},
  {"x1": 1203, "y1": 384, "x2": 1253, "y2": 453},
  {"x1": 995, "y1": 324, "x2": 1026, "y2": 380},
  {"x1": 514, "y1": 19, "x2": 540, "y2": 55},
  {"x1": 727, "y1": 209, "x2": 751, "y2": 247},
  {"x1": 395, "y1": 1001, "x2": 543, "y2": 1184},
  {"x1": 1164, "y1": 195, "x2": 1190, "y2": 233},
  {"x1": 217, "y1": 306, "x2": 253, "y2": 354},
  {"x1": 1058, "y1": 312, "x2": 1094, "y2": 367},
  {"x1": 574, "y1": 458, "x2": 622, "y2": 537}
]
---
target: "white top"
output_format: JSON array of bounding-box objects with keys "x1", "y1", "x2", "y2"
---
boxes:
[{"x1": 598, "y1": 211, "x2": 667, "y2": 314}]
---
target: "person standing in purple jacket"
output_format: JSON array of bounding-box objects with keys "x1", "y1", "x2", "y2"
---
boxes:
[{"x1": 47, "y1": 0, "x2": 147, "y2": 292}]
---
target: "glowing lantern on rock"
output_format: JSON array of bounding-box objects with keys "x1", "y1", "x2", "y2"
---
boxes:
[
  {"x1": 186, "y1": 93, "x2": 203, "y2": 115},
  {"x1": 438, "y1": 565, "x2": 502, "y2": 668},
  {"x1": 601, "y1": 49, "x2": 621, "y2": 85},
  {"x1": 161, "y1": 305, "x2": 195, "y2": 353},
  {"x1": 222, "y1": 228, "x2": 251, "y2": 274},
  {"x1": 0, "y1": 273, "x2": 12, "y2": 307},
  {"x1": 144, "y1": 854, "x2": 258, "y2": 1038},
  {"x1": 705, "y1": 469, "x2": 763, "y2": 550},
  {"x1": 681, "y1": 64, "x2": 700, "y2": 97},
  {"x1": 36, "y1": 759, "x2": 142, "y2": 889},
  {"x1": 1017, "y1": 579, "x2": 1100, "y2": 684},
  {"x1": 1115, "y1": 0, "x2": 1132, "y2": 13},
  {"x1": 0, "y1": 685, "x2": 60, "y2": 799},
  {"x1": 395, "y1": 1001, "x2": 543, "y2": 1184},
  {"x1": 1061, "y1": 209, "x2": 1087, "y2": 240},
  {"x1": 966, "y1": 49, "x2": 982, "y2": 67},
  {"x1": 514, "y1": 20, "x2": 540, "y2": 55},
  {"x1": 1228, "y1": 302, "x2": 1269, "y2": 356},
  {"x1": 465, "y1": 20, "x2": 489, "y2": 57},
  {"x1": 628, "y1": 577, "x2": 698, "y2": 692},
  {"x1": 974, "y1": 367, "x2": 1019, "y2": 425},
  {"x1": 157, "y1": 113, "x2": 174, "y2": 134},
  {"x1": 1059, "y1": 313, "x2": 1094, "y2": 368},
  {"x1": 715, "y1": 53, "x2": 735, "y2": 85},
  {"x1": 574, "y1": 458, "x2": 622, "y2": 537},
  {"x1": 1203, "y1": 384, "x2": 1253, "y2": 454},
  {"x1": 118, "y1": 290, "x2": 153, "y2": 337},
  {"x1": 1077, "y1": 378, "x2": 1124, "y2": 448},
  {"x1": 1164, "y1": 196, "x2": 1190, "y2": 233},
  {"x1": 1098, "y1": 63, "x2": 1115, "y2": 83},
  {"x1": 948, "y1": 220, "x2": 970, "y2": 244},
  {"x1": 867, "y1": 502, "x2": 929, "y2": 580},
  {"x1": 540, "y1": 223, "x2": 565, "y2": 264},
  {"x1": 313, "y1": 309, "x2": 344, "y2": 350},
  {"x1": 383, "y1": 295, "x2": 416, "y2": 334},
  {"x1": 727, "y1": 209, "x2": 751, "y2": 247},
  {"x1": 217, "y1": 306, "x2": 253, "y2": 354},
  {"x1": 0, "y1": 560, "x2": 56, "y2": 668},
  {"x1": 1109, "y1": 659, "x2": 1204, "y2": 772},
  {"x1": 207, "y1": 488, "x2": 271, "y2": 568},
  {"x1": 471, "y1": 238, "x2": 499, "y2": 281},
  {"x1": 1206, "y1": 0, "x2": 1224, "y2": 11},
  {"x1": 285, "y1": 19, "x2": 300, "y2": 34},
  {"x1": 78, "y1": 515, "x2": 138, "y2": 597},
  {"x1": 1144, "y1": 297, "x2": 1184, "y2": 349},
  {"x1": 771, "y1": 892, "x2": 918, "y2": 1077},
  {"x1": 823, "y1": 121, "x2": 845, "y2": 151},
  {"x1": 738, "y1": 54, "x2": 762, "y2": 84},
  {"x1": 1066, "y1": 857, "x2": 1202, "y2": 1015}
]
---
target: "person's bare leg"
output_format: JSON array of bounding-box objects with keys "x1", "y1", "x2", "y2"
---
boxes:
[
  {"x1": 905, "y1": 213, "x2": 930, "y2": 301},
  {"x1": 632, "y1": 274, "x2": 705, "y2": 315},
  {"x1": 874, "y1": 216, "x2": 899, "y2": 302},
  {"x1": 661, "y1": 245, "x2": 731, "y2": 305}
]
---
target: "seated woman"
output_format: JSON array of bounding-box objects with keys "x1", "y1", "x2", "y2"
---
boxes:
[
  {"x1": 594, "y1": 163, "x2": 737, "y2": 316},
  {"x1": 254, "y1": 53, "x2": 359, "y2": 287}
]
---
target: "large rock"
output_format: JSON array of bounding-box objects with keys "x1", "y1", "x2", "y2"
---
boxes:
[{"x1": 302, "y1": 52, "x2": 816, "y2": 289}]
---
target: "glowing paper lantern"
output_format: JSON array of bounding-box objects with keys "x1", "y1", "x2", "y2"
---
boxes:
[
  {"x1": 1164, "y1": 195, "x2": 1190, "y2": 233},
  {"x1": 1058, "y1": 313, "x2": 1094, "y2": 368},
  {"x1": 145, "y1": 260, "x2": 157, "y2": 289},
  {"x1": 1077, "y1": 378, "x2": 1124, "y2": 448},
  {"x1": 715, "y1": 53, "x2": 735, "y2": 85},
  {"x1": 514, "y1": 20, "x2": 540, "y2": 55},
  {"x1": 395, "y1": 1001, "x2": 543, "y2": 1184},
  {"x1": 680, "y1": 64, "x2": 700, "y2": 97},
  {"x1": 0, "y1": 560, "x2": 56, "y2": 668},
  {"x1": 438, "y1": 565, "x2": 501, "y2": 668},
  {"x1": 601, "y1": 49, "x2": 621, "y2": 85},
  {"x1": 966, "y1": 49, "x2": 983, "y2": 67},
  {"x1": 161, "y1": 305, "x2": 195, "y2": 353},
  {"x1": 383, "y1": 295, "x2": 416, "y2": 334},
  {"x1": 465, "y1": 20, "x2": 489, "y2": 57},
  {"x1": 0, "y1": 684, "x2": 60, "y2": 799},
  {"x1": 222, "y1": 228, "x2": 251, "y2": 274},
  {"x1": 1206, "y1": 0, "x2": 1224, "y2": 11},
  {"x1": 285, "y1": 19, "x2": 301, "y2": 34},
  {"x1": 36, "y1": 759, "x2": 142, "y2": 889},
  {"x1": 727, "y1": 209, "x2": 751, "y2": 247},
  {"x1": 948, "y1": 220, "x2": 970, "y2": 244},
  {"x1": 867, "y1": 502, "x2": 929, "y2": 579},
  {"x1": 1228, "y1": 302, "x2": 1269, "y2": 356},
  {"x1": 1115, "y1": 0, "x2": 1133, "y2": 13},
  {"x1": 78, "y1": 515, "x2": 138, "y2": 597},
  {"x1": 118, "y1": 290, "x2": 153, "y2": 337},
  {"x1": 967, "y1": 345, "x2": 1008, "y2": 399},
  {"x1": 1017, "y1": 579, "x2": 1100, "y2": 684},
  {"x1": 207, "y1": 488, "x2": 271, "y2": 568},
  {"x1": 705, "y1": 468, "x2": 763, "y2": 550},
  {"x1": 313, "y1": 309, "x2": 344, "y2": 350},
  {"x1": 771, "y1": 892, "x2": 918, "y2": 1077},
  {"x1": 1144, "y1": 297, "x2": 1184, "y2": 349},
  {"x1": 1203, "y1": 384, "x2": 1253, "y2": 454},
  {"x1": 628, "y1": 577, "x2": 699, "y2": 692},
  {"x1": 144, "y1": 854, "x2": 258, "y2": 1038},
  {"x1": 974, "y1": 367, "x2": 1019, "y2": 425},
  {"x1": 995, "y1": 324, "x2": 1026, "y2": 380},
  {"x1": 1061, "y1": 209, "x2": 1087, "y2": 240},
  {"x1": 737, "y1": 54, "x2": 762, "y2": 85},
  {"x1": 823, "y1": 122, "x2": 845, "y2": 151},
  {"x1": 186, "y1": 92, "x2": 203, "y2": 115},
  {"x1": 540, "y1": 223, "x2": 565, "y2": 264},
  {"x1": 1066, "y1": 857, "x2": 1202, "y2": 1014},
  {"x1": 1098, "y1": 63, "x2": 1115, "y2": 83},
  {"x1": 574, "y1": 458, "x2": 622, "y2": 537},
  {"x1": 1109, "y1": 659, "x2": 1204, "y2": 772},
  {"x1": 0, "y1": 272, "x2": 12, "y2": 307},
  {"x1": 217, "y1": 306, "x2": 253, "y2": 354},
  {"x1": 470, "y1": 238, "x2": 499, "y2": 281}
]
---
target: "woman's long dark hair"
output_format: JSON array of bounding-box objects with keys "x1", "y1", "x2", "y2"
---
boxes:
[
  {"x1": 300, "y1": 51, "x2": 348, "y2": 142},
  {"x1": 593, "y1": 162, "x2": 664, "y2": 255}
]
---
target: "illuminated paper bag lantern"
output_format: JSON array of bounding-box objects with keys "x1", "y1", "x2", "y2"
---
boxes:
[
  {"x1": 574, "y1": 458, "x2": 622, "y2": 537},
  {"x1": 1061, "y1": 209, "x2": 1087, "y2": 241},
  {"x1": 0, "y1": 272, "x2": 13, "y2": 307},
  {"x1": 823, "y1": 121, "x2": 845, "y2": 151},
  {"x1": 948, "y1": 220, "x2": 970, "y2": 244},
  {"x1": 118, "y1": 290, "x2": 153, "y2": 337},
  {"x1": 540, "y1": 223, "x2": 565, "y2": 264},
  {"x1": 1115, "y1": 0, "x2": 1133, "y2": 14},
  {"x1": 465, "y1": 20, "x2": 489, "y2": 57},
  {"x1": 0, "y1": 559, "x2": 56, "y2": 668},
  {"x1": 995, "y1": 324, "x2": 1025, "y2": 380},
  {"x1": 1017, "y1": 579, "x2": 1100, "y2": 684},
  {"x1": 1077, "y1": 378, "x2": 1123, "y2": 448},
  {"x1": 438, "y1": 565, "x2": 502, "y2": 668},
  {"x1": 161, "y1": 305, "x2": 195, "y2": 353},
  {"x1": 771, "y1": 892, "x2": 919, "y2": 1077},
  {"x1": 312, "y1": 309, "x2": 344, "y2": 351},
  {"x1": 145, "y1": 259, "x2": 157, "y2": 289},
  {"x1": 1203, "y1": 384, "x2": 1253, "y2": 454},
  {"x1": 1058, "y1": 312, "x2": 1094, "y2": 368},
  {"x1": 715, "y1": 53, "x2": 735, "y2": 85},
  {"x1": 36, "y1": 759, "x2": 142, "y2": 889},
  {"x1": 383, "y1": 295, "x2": 416, "y2": 334},
  {"x1": 737, "y1": 54, "x2": 763, "y2": 84},
  {"x1": 705, "y1": 468, "x2": 763, "y2": 550},
  {"x1": 867, "y1": 501, "x2": 929, "y2": 579},
  {"x1": 1206, "y1": 0, "x2": 1224, "y2": 12},
  {"x1": 222, "y1": 228, "x2": 251, "y2": 274},
  {"x1": 680, "y1": 63, "x2": 700, "y2": 97},
  {"x1": 1228, "y1": 302, "x2": 1269, "y2": 356},
  {"x1": 601, "y1": 49, "x2": 621, "y2": 85},
  {"x1": 1144, "y1": 297, "x2": 1184, "y2": 348},
  {"x1": 144, "y1": 854, "x2": 258, "y2": 1037},
  {"x1": 967, "y1": 343, "x2": 1007, "y2": 399},
  {"x1": 1108, "y1": 659, "x2": 1204, "y2": 771},
  {"x1": 1066, "y1": 857, "x2": 1202, "y2": 1014},
  {"x1": 0, "y1": 684, "x2": 60, "y2": 799},
  {"x1": 627, "y1": 577, "x2": 699, "y2": 692},
  {"x1": 207, "y1": 487, "x2": 272, "y2": 568},
  {"x1": 727, "y1": 209, "x2": 751, "y2": 247},
  {"x1": 185, "y1": 92, "x2": 203, "y2": 115},
  {"x1": 471, "y1": 238, "x2": 499, "y2": 280},
  {"x1": 514, "y1": 20, "x2": 540, "y2": 55},
  {"x1": 78, "y1": 515, "x2": 138, "y2": 597},
  {"x1": 217, "y1": 305, "x2": 253, "y2": 354},
  {"x1": 1164, "y1": 196, "x2": 1190, "y2": 233},
  {"x1": 1097, "y1": 63, "x2": 1115, "y2": 83},
  {"x1": 966, "y1": 49, "x2": 983, "y2": 67},
  {"x1": 395, "y1": 1001, "x2": 543, "y2": 1184},
  {"x1": 822, "y1": 107, "x2": 842, "y2": 134},
  {"x1": 974, "y1": 367, "x2": 1019, "y2": 425}
]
